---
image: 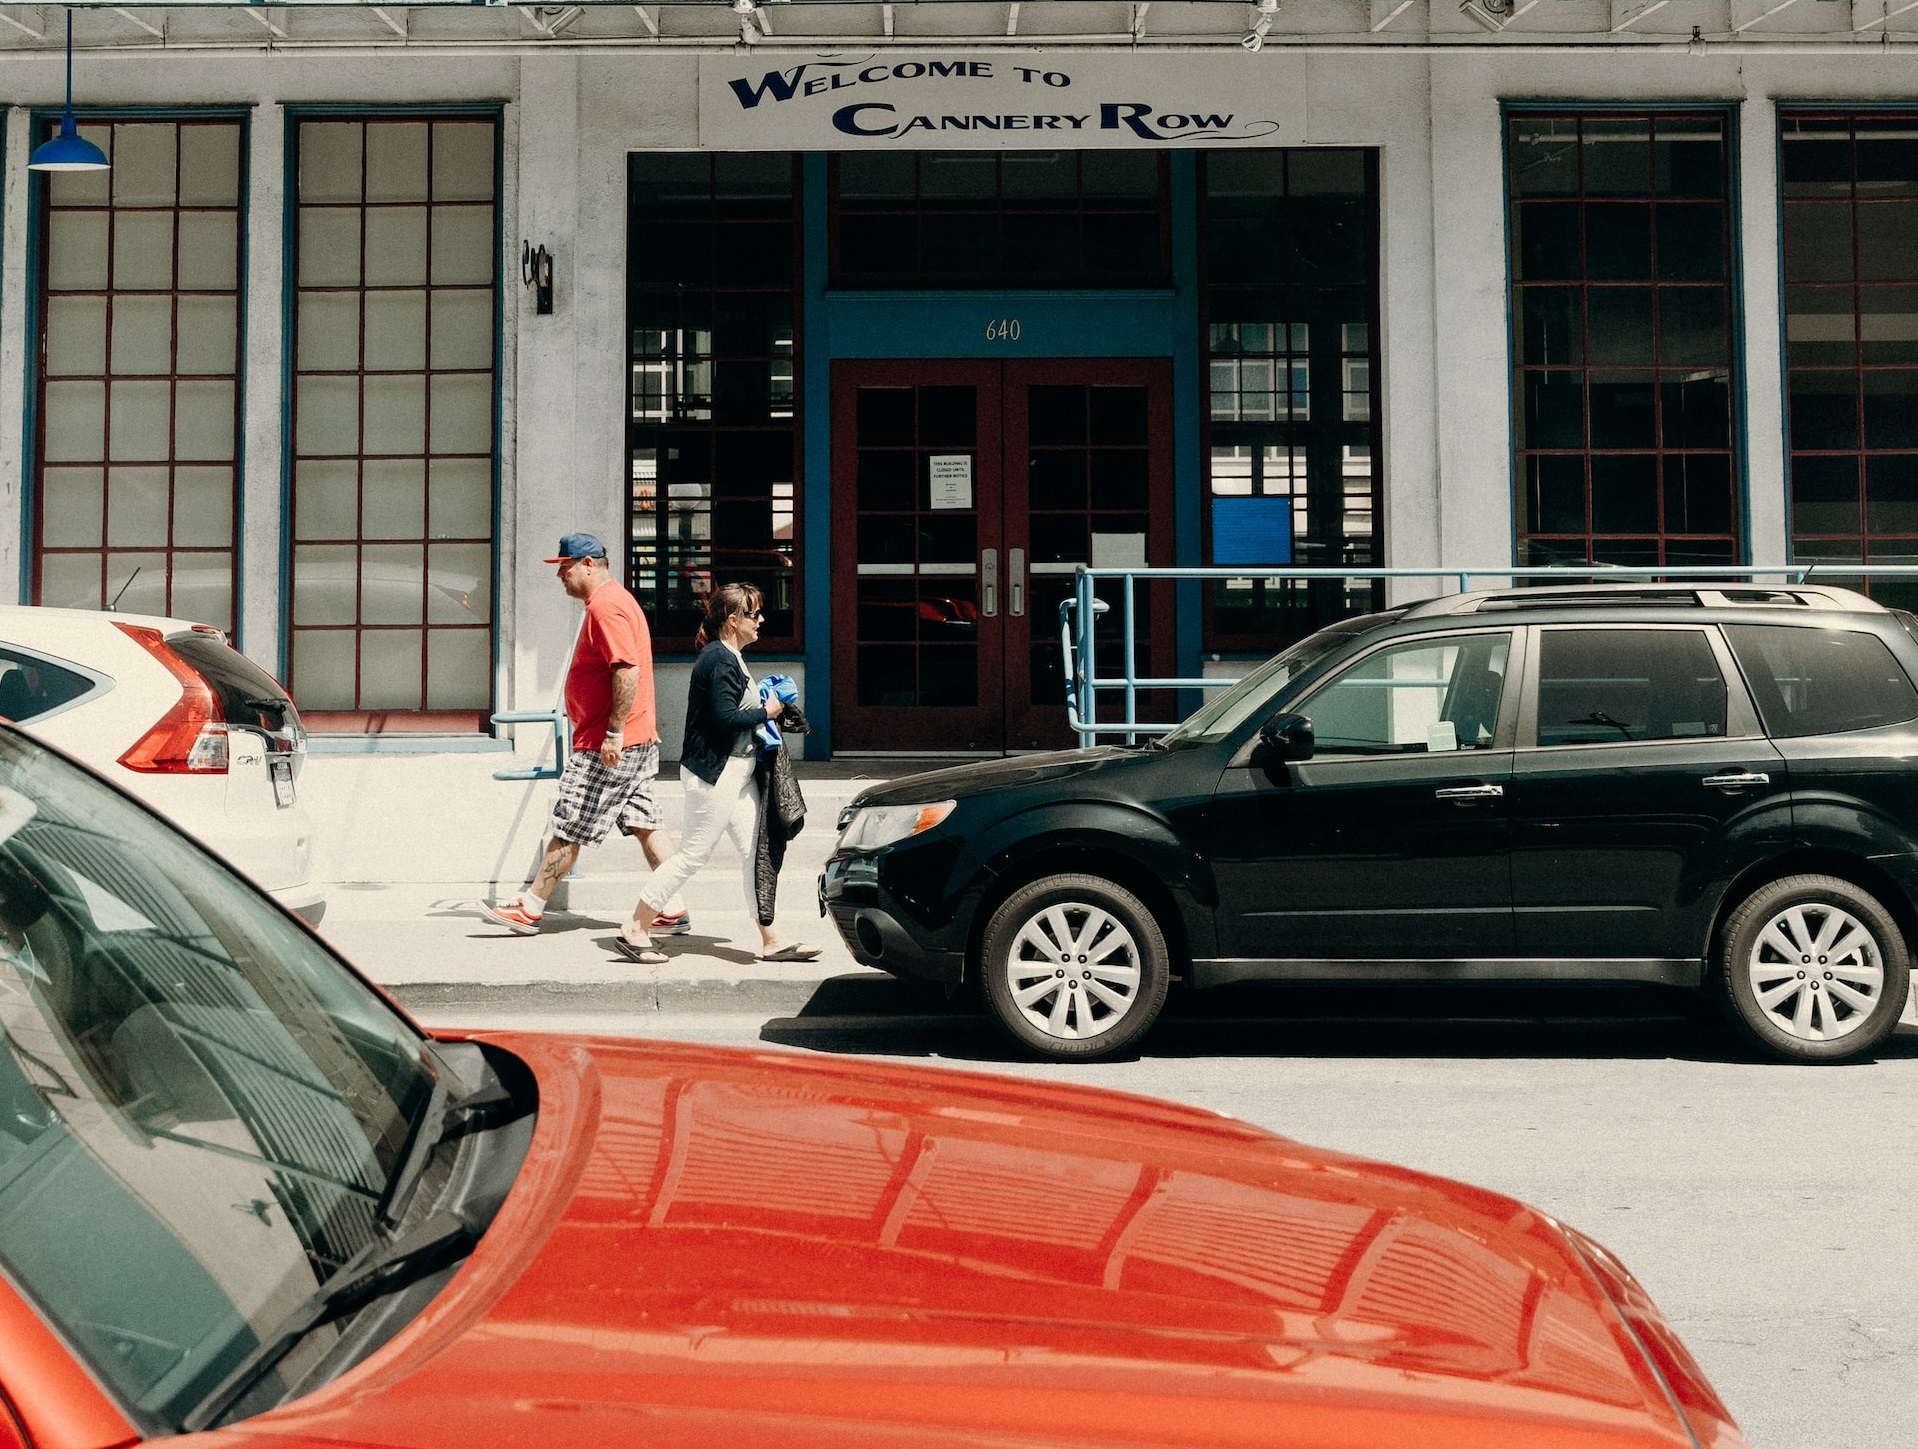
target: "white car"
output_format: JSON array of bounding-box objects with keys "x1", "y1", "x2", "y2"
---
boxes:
[{"x1": 0, "y1": 605, "x2": 323, "y2": 922}]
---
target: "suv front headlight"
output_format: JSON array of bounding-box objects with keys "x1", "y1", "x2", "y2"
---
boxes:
[{"x1": 837, "y1": 801, "x2": 956, "y2": 852}]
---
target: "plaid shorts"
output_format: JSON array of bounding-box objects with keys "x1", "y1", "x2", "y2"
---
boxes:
[{"x1": 549, "y1": 743, "x2": 663, "y2": 846}]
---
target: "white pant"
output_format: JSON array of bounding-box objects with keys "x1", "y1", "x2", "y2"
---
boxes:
[{"x1": 640, "y1": 754, "x2": 760, "y2": 923}]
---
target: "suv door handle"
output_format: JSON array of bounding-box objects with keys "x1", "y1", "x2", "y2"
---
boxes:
[
  {"x1": 1434, "y1": 784, "x2": 1504, "y2": 802},
  {"x1": 1703, "y1": 771, "x2": 1770, "y2": 790}
]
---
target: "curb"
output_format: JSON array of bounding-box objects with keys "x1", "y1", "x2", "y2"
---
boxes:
[{"x1": 390, "y1": 973, "x2": 950, "y2": 1020}]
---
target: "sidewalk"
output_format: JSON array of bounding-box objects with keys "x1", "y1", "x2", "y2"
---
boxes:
[{"x1": 308, "y1": 759, "x2": 948, "y2": 1010}]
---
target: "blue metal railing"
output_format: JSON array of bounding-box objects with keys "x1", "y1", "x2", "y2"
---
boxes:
[
  {"x1": 490, "y1": 614, "x2": 584, "y2": 781},
  {"x1": 1061, "y1": 563, "x2": 1918, "y2": 747}
]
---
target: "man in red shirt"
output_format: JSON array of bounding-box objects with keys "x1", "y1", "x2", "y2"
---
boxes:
[{"x1": 481, "y1": 534, "x2": 685, "y2": 956}]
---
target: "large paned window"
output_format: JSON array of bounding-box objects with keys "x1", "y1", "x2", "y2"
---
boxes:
[
  {"x1": 1202, "y1": 149, "x2": 1382, "y2": 650},
  {"x1": 34, "y1": 119, "x2": 243, "y2": 631},
  {"x1": 831, "y1": 151, "x2": 1168, "y2": 288},
  {"x1": 1508, "y1": 113, "x2": 1739, "y2": 569},
  {"x1": 288, "y1": 116, "x2": 497, "y2": 727},
  {"x1": 1781, "y1": 113, "x2": 1918, "y2": 609},
  {"x1": 628, "y1": 154, "x2": 800, "y2": 652}
]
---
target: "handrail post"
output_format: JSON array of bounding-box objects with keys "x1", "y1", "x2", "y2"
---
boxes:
[{"x1": 1123, "y1": 572, "x2": 1138, "y2": 746}]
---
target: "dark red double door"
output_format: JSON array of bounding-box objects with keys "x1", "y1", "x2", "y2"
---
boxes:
[{"x1": 832, "y1": 359, "x2": 1174, "y2": 754}]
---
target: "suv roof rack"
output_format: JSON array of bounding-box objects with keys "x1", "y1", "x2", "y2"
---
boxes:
[{"x1": 1402, "y1": 582, "x2": 1884, "y2": 618}]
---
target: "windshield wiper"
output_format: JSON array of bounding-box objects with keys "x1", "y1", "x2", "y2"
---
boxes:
[{"x1": 179, "y1": 1208, "x2": 478, "y2": 1433}]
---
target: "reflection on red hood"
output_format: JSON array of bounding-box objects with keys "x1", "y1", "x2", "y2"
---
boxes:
[{"x1": 203, "y1": 1035, "x2": 1743, "y2": 1449}]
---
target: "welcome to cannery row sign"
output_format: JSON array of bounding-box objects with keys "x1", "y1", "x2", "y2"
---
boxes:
[{"x1": 697, "y1": 52, "x2": 1303, "y2": 149}]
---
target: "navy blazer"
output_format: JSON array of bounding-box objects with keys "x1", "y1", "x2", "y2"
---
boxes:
[{"x1": 680, "y1": 641, "x2": 769, "y2": 787}]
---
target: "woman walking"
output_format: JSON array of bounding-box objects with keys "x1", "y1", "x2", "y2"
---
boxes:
[{"x1": 618, "y1": 583, "x2": 822, "y2": 964}]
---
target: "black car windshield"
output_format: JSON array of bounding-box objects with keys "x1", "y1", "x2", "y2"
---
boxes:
[
  {"x1": 0, "y1": 729, "x2": 435, "y2": 1431},
  {"x1": 1160, "y1": 614, "x2": 1395, "y2": 746}
]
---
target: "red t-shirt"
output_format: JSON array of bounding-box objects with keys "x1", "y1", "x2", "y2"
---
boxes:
[{"x1": 566, "y1": 581, "x2": 657, "y2": 751}]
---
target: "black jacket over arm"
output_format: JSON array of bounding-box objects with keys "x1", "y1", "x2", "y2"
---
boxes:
[{"x1": 679, "y1": 641, "x2": 769, "y2": 787}]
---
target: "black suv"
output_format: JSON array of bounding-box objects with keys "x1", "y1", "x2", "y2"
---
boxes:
[{"x1": 821, "y1": 584, "x2": 1918, "y2": 1061}]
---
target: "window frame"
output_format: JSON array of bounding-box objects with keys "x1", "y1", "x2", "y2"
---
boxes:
[
  {"x1": 826, "y1": 151, "x2": 1172, "y2": 291},
  {"x1": 1515, "y1": 621, "x2": 1761, "y2": 750},
  {"x1": 27, "y1": 110, "x2": 251, "y2": 636},
  {"x1": 1778, "y1": 107, "x2": 1918, "y2": 611},
  {"x1": 627, "y1": 151, "x2": 804, "y2": 657},
  {"x1": 1198, "y1": 147, "x2": 1386, "y2": 657},
  {"x1": 1505, "y1": 105, "x2": 1746, "y2": 573},
  {"x1": 281, "y1": 106, "x2": 504, "y2": 732},
  {"x1": 1283, "y1": 627, "x2": 1521, "y2": 759},
  {"x1": 1723, "y1": 618, "x2": 1918, "y2": 739},
  {"x1": 0, "y1": 641, "x2": 114, "y2": 724}
]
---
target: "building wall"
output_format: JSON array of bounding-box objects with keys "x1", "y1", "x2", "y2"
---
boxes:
[{"x1": 1, "y1": 45, "x2": 1912, "y2": 788}]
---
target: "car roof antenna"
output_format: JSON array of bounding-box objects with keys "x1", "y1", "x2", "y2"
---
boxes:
[{"x1": 107, "y1": 567, "x2": 141, "y2": 612}]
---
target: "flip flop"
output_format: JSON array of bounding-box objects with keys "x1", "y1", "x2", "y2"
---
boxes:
[
  {"x1": 612, "y1": 935, "x2": 670, "y2": 966},
  {"x1": 757, "y1": 942, "x2": 823, "y2": 963}
]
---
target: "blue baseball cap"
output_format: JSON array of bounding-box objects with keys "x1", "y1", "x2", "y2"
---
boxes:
[{"x1": 544, "y1": 532, "x2": 607, "y2": 563}]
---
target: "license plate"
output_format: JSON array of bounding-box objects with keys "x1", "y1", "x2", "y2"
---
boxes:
[{"x1": 271, "y1": 759, "x2": 295, "y2": 809}]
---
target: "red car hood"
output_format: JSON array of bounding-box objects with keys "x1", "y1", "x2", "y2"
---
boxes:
[{"x1": 201, "y1": 1035, "x2": 1741, "y2": 1449}]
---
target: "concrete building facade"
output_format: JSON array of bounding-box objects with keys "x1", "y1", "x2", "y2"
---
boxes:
[{"x1": 1, "y1": 1, "x2": 1915, "y2": 797}]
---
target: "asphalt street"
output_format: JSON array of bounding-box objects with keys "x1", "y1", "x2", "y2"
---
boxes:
[{"x1": 395, "y1": 978, "x2": 1918, "y2": 1449}]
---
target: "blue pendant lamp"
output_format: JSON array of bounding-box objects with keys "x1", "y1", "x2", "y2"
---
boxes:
[{"x1": 28, "y1": 11, "x2": 109, "y2": 172}]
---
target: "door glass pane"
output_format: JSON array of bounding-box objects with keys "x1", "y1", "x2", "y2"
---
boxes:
[
  {"x1": 853, "y1": 384, "x2": 978, "y2": 711},
  {"x1": 1534, "y1": 629, "x2": 1728, "y2": 746},
  {"x1": 1302, "y1": 634, "x2": 1512, "y2": 756}
]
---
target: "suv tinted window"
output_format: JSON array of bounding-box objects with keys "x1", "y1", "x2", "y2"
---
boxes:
[
  {"x1": 1535, "y1": 629, "x2": 1728, "y2": 746},
  {"x1": 165, "y1": 633, "x2": 301, "y2": 741},
  {"x1": 1723, "y1": 623, "x2": 1918, "y2": 738},
  {"x1": 1301, "y1": 632, "x2": 1510, "y2": 756},
  {"x1": 0, "y1": 646, "x2": 100, "y2": 722}
]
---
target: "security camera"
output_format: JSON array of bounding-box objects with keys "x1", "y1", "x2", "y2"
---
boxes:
[{"x1": 1240, "y1": 29, "x2": 1263, "y2": 49}]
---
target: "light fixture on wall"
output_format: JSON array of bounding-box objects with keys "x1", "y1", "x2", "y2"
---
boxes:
[
  {"x1": 29, "y1": 11, "x2": 109, "y2": 173},
  {"x1": 1458, "y1": 0, "x2": 1512, "y2": 32},
  {"x1": 1240, "y1": 0, "x2": 1277, "y2": 50},
  {"x1": 522, "y1": 242, "x2": 554, "y2": 315}
]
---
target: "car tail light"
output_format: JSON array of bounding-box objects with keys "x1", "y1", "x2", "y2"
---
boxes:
[{"x1": 114, "y1": 623, "x2": 228, "y2": 774}]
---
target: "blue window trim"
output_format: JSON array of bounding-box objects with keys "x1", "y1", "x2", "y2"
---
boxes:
[
  {"x1": 19, "y1": 105, "x2": 255, "y2": 630},
  {"x1": 279, "y1": 103, "x2": 507, "y2": 733},
  {"x1": 1499, "y1": 99, "x2": 1749, "y2": 569}
]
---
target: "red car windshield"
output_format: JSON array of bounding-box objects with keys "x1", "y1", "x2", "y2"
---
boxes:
[{"x1": 0, "y1": 729, "x2": 434, "y2": 1432}]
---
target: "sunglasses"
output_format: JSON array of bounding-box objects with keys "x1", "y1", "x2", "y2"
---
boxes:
[{"x1": 742, "y1": 609, "x2": 765, "y2": 621}]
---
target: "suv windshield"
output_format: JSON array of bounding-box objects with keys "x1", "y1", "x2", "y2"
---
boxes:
[
  {"x1": 1160, "y1": 613, "x2": 1394, "y2": 746},
  {"x1": 0, "y1": 729, "x2": 434, "y2": 1430}
]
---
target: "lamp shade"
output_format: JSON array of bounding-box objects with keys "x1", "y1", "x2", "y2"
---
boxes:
[{"x1": 28, "y1": 113, "x2": 107, "y2": 173}]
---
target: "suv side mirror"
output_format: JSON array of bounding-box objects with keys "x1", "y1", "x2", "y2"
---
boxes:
[{"x1": 1259, "y1": 711, "x2": 1315, "y2": 762}]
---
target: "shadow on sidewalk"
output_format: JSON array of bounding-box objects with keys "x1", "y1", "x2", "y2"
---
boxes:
[{"x1": 759, "y1": 979, "x2": 1918, "y2": 1065}]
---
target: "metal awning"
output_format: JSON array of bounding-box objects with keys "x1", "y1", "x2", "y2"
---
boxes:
[{"x1": 0, "y1": 2, "x2": 1909, "y2": 57}]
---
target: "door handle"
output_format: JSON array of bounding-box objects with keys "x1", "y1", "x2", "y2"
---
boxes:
[
  {"x1": 1702, "y1": 771, "x2": 1770, "y2": 790},
  {"x1": 981, "y1": 548, "x2": 998, "y2": 617},
  {"x1": 1435, "y1": 784, "x2": 1504, "y2": 802},
  {"x1": 1008, "y1": 547, "x2": 1025, "y2": 617}
]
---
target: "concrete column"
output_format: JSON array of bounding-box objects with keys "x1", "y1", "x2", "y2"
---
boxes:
[
  {"x1": 508, "y1": 57, "x2": 585, "y2": 751},
  {"x1": 1428, "y1": 59, "x2": 1516, "y2": 587},
  {"x1": 240, "y1": 103, "x2": 285, "y2": 668},
  {"x1": 0, "y1": 111, "x2": 33, "y2": 604},
  {"x1": 1373, "y1": 58, "x2": 1443, "y2": 603},
  {"x1": 1737, "y1": 91, "x2": 1791, "y2": 569}
]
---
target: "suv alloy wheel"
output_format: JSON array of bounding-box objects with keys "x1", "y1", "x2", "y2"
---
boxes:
[
  {"x1": 1718, "y1": 874, "x2": 1912, "y2": 1061},
  {"x1": 980, "y1": 873, "x2": 1170, "y2": 1061}
]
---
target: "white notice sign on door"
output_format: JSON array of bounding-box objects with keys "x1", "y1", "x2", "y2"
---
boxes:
[{"x1": 929, "y1": 455, "x2": 973, "y2": 510}]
